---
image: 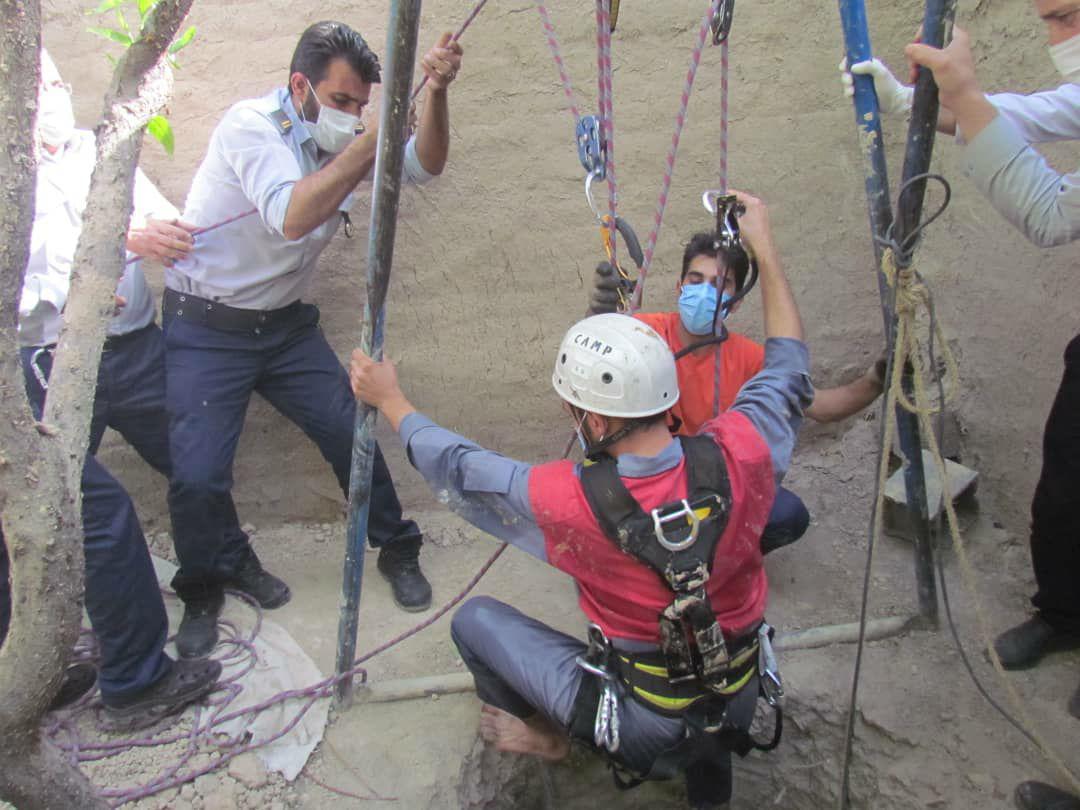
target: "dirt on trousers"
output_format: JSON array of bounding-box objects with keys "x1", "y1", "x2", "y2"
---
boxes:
[{"x1": 28, "y1": 0, "x2": 1080, "y2": 807}]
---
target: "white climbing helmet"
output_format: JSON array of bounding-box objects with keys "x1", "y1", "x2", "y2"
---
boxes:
[{"x1": 552, "y1": 313, "x2": 680, "y2": 419}]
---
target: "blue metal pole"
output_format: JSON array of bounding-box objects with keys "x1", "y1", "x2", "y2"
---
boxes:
[
  {"x1": 838, "y1": 0, "x2": 894, "y2": 330},
  {"x1": 335, "y1": 0, "x2": 423, "y2": 707}
]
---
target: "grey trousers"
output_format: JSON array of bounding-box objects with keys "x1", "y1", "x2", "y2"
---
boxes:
[{"x1": 450, "y1": 595, "x2": 760, "y2": 778}]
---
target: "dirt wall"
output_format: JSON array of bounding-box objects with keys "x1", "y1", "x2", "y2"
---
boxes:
[{"x1": 43, "y1": 0, "x2": 1076, "y2": 536}]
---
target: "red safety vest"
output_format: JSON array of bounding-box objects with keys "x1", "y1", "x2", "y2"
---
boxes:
[{"x1": 529, "y1": 411, "x2": 775, "y2": 644}]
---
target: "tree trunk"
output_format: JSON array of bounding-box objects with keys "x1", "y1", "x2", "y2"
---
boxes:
[{"x1": 0, "y1": 2, "x2": 194, "y2": 806}]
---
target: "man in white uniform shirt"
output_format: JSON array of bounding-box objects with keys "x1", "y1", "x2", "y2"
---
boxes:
[
  {"x1": 0, "y1": 50, "x2": 220, "y2": 729},
  {"x1": 163, "y1": 21, "x2": 462, "y2": 657}
]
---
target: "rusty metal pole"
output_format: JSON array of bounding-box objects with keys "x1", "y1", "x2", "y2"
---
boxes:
[{"x1": 335, "y1": 0, "x2": 423, "y2": 707}]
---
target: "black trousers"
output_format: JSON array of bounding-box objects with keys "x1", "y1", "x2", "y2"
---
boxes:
[{"x1": 1030, "y1": 333, "x2": 1080, "y2": 634}]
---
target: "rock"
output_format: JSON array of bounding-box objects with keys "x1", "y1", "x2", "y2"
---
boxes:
[
  {"x1": 193, "y1": 773, "x2": 220, "y2": 797},
  {"x1": 269, "y1": 802, "x2": 285, "y2": 810},
  {"x1": 228, "y1": 752, "x2": 268, "y2": 790},
  {"x1": 180, "y1": 783, "x2": 197, "y2": 801},
  {"x1": 201, "y1": 780, "x2": 236, "y2": 810}
]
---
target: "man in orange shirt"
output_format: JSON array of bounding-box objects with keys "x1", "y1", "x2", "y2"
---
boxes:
[{"x1": 591, "y1": 232, "x2": 886, "y2": 552}]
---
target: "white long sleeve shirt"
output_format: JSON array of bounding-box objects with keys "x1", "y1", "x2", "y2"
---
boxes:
[
  {"x1": 167, "y1": 87, "x2": 433, "y2": 310},
  {"x1": 17, "y1": 130, "x2": 178, "y2": 348},
  {"x1": 962, "y1": 84, "x2": 1080, "y2": 247}
]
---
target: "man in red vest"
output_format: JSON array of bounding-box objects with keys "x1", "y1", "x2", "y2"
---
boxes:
[{"x1": 350, "y1": 190, "x2": 811, "y2": 807}]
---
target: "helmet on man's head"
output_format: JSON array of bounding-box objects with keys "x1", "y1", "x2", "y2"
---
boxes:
[{"x1": 552, "y1": 314, "x2": 680, "y2": 419}]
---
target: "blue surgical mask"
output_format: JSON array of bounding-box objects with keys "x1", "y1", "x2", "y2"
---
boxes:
[{"x1": 678, "y1": 283, "x2": 733, "y2": 336}]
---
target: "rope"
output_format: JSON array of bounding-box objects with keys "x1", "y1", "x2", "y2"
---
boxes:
[
  {"x1": 712, "y1": 10, "x2": 731, "y2": 417},
  {"x1": 535, "y1": 4, "x2": 582, "y2": 121},
  {"x1": 836, "y1": 249, "x2": 1080, "y2": 806},
  {"x1": 631, "y1": 0, "x2": 721, "y2": 311},
  {"x1": 410, "y1": 0, "x2": 490, "y2": 101},
  {"x1": 47, "y1": 543, "x2": 508, "y2": 806},
  {"x1": 595, "y1": 0, "x2": 619, "y2": 260}
]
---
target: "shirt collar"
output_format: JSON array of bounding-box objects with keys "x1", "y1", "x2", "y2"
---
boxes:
[
  {"x1": 611, "y1": 438, "x2": 684, "y2": 478},
  {"x1": 278, "y1": 87, "x2": 313, "y2": 148}
]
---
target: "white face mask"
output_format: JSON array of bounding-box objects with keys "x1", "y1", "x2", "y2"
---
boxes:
[
  {"x1": 1049, "y1": 31, "x2": 1080, "y2": 84},
  {"x1": 38, "y1": 81, "x2": 75, "y2": 147},
  {"x1": 303, "y1": 80, "x2": 362, "y2": 154}
]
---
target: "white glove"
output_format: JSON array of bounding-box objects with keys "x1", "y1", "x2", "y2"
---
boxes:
[{"x1": 839, "y1": 57, "x2": 914, "y2": 115}]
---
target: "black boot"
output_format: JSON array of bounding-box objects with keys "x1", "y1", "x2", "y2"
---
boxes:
[
  {"x1": 223, "y1": 549, "x2": 291, "y2": 609},
  {"x1": 102, "y1": 657, "x2": 221, "y2": 732},
  {"x1": 175, "y1": 586, "x2": 224, "y2": 659},
  {"x1": 377, "y1": 538, "x2": 431, "y2": 612},
  {"x1": 48, "y1": 662, "x2": 98, "y2": 711},
  {"x1": 993, "y1": 616, "x2": 1080, "y2": 669},
  {"x1": 1014, "y1": 781, "x2": 1080, "y2": 810}
]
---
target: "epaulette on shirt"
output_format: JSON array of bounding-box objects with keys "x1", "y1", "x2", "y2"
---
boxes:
[{"x1": 268, "y1": 109, "x2": 292, "y2": 136}]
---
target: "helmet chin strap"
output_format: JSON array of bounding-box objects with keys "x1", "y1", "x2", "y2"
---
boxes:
[{"x1": 574, "y1": 407, "x2": 639, "y2": 461}]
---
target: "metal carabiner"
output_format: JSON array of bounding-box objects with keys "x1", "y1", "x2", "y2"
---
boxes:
[
  {"x1": 758, "y1": 623, "x2": 784, "y2": 707},
  {"x1": 702, "y1": 190, "x2": 743, "y2": 250},
  {"x1": 711, "y1": 0, "x2": 735, "y2": 45}
]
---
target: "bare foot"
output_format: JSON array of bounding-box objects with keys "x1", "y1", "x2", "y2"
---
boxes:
[{"x1": 478, "y1": 704, "x2": 570, "y2": 762}]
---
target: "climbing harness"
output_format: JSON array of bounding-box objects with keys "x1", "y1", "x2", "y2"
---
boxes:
[{"x1": 566, "y1": 435, "x2": 783, "y2": 787}]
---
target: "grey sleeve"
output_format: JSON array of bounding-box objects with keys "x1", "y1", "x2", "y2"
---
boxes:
[
  {"x1": 398, "y1": 413, "x2": 547, "y2": 561},
  {"x1": 963, "y1": 115, "x2": 1080, "y2": 248},
  {"x1": 730, "y1": 337, "x2": 813, "y2": 483}
]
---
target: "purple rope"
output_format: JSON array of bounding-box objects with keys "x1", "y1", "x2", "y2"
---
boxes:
[
  {"x1": 411, "y1": 0, "x2": 490, "y2": 101},
  {"x1": 631, "y1": 0, "x2": 720, "y2": 311},
  {"x1": 46, "y1": 544, "x2": 508, "y2": 806}
]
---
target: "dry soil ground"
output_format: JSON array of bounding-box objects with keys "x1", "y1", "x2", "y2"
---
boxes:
[{"x1": 26, "y1": 0, "x2": 1080, "y2": 806}]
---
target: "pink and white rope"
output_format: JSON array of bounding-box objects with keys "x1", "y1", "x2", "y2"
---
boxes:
[
  {"x1": 595, "y1": 0, "x2": 618, "y2": 256},
  {"x1": 536, "y1": 4, "x2": 582, "y2": 121},
  {"x1": 630, "y1": 0, "x2": 722, "y2": 311}
]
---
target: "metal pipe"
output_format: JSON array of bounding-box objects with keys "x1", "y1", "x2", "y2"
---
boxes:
[
  {"x1": 335, "y1": 0, "x2": 424, "y2": 707},
  {"x1": 839, "y1": 0, "x2": 940, "y2": 626},
  {"x1": 890, "y1": 0, "x2": 958, "y2": 628},
  {"x1": 838, "y1": 0, "x2": 894, "y2": 326}
]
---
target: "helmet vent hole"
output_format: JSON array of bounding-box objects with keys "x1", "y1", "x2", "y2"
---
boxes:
[
  {"x1": 663, "y1": 392, "x2": 668, "y2": 398},
  {"x1": 561, "y1": 353, "x2": 567, "y2": 365},
  {"x1": 601, "y1": 372, "x2": 613, "y2": 384}
]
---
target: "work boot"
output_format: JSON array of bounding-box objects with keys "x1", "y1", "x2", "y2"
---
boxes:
[
  {"x1": 48, "y1": 662, "x2": 98, "y2": 711},
  {"x1": 175, "y1": 587, "x2": 224, "y2": 659},
  {"x1": 101, "y1": 657, "x2": 221, "y2": 732},
  {"x1": 223, "y1": 550, "x2": 291, "y2": 609},
  {"x1": 993, "y1": 616, "x2": 1080, "y2": 669},
  {"x1": 1014, "y1": 781, "x2": 1080, "y2": 810},
  {"x1": 377, "y1": 539, "x2": 431, "y2": 612}
]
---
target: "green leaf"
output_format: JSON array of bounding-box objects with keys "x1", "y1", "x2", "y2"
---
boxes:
[
  {"x1": 168, "y1": 24, "x2": 196, "y2": 53},
  {"x1": 87, "y1": 0, "x2": 126, "y2": 15},
  {"x1": 115, "y1": 8, "x2": 131, "y2": 34},
  {"x1": 147, "y1": 115, "x2": 174, "y2": 155},
  {"x1": 87, "y1": 25, "x2": 133, "y2": 45},
  {"x1": 137, "y1": 0, "x2": 156, "y2": 17}
]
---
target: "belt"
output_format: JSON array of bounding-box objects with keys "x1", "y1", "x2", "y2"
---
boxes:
[
  {"x1": 615, "y1": 634, "x2": 759, "y2": 717},
  {"x1": 163, "y1": 288, "x2": 302, "y2": 333},
  {"x1": 103, "y1": 322, "x2": 156, "y2": 351}
]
